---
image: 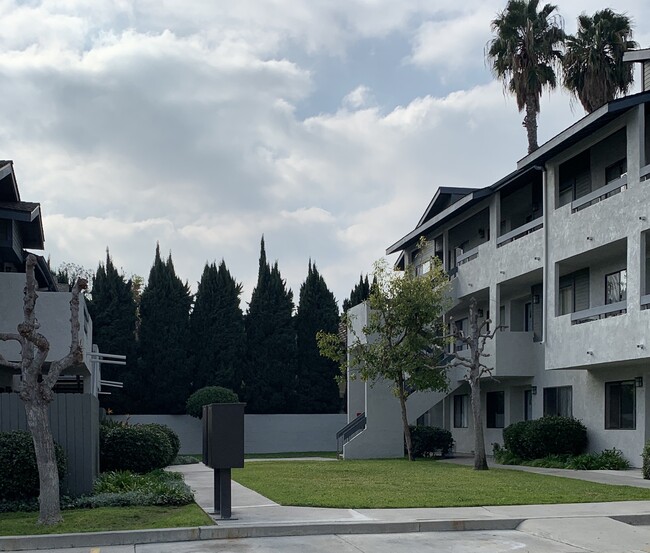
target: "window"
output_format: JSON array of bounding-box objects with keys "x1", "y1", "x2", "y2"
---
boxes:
[
  {"x1": 605, "y1": 158, "x2": 627, "y2": 183},
  {"x1": 415, "y1": 260, "x2": 431, "y2": 276},
  {"x1": 605, "y1": 381, "x2": 635, "y2": 429},
  {"x1": 486, "y1": 391, "x2": 505, "y2": 428},
  {"x1": 559, "y1": 284, "x2": 574, "y2": 315},
  {"x1": 454, "y1": 319, "x2": 467, "y2": 352},
  {"x1": 454, "y1": 395, "x2": 469, "y2": 428},
  {"x1": 524, "y1": 389, "x2": 533, "y2": 421},
  {"x1": 543, "y1": 386, "x2": 572, "y2": 417},
  {"x1": 605, "y1": 270, "x2": 627, "y2": 304}
]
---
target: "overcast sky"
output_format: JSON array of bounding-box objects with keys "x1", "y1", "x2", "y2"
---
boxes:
[{"x1": 3, "y1": 0, "x2": 649, "y2": 309}]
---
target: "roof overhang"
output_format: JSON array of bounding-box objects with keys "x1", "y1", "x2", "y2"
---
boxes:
[
  {"x1": 386, "y1": 188, "x2": 492, "y2": 255},
  {"x1": 623, "y1": 49, "x2": 650, "y2": 63},
  {"x1": 517, "y1": 90, "x2": 650, "y2": 170}
]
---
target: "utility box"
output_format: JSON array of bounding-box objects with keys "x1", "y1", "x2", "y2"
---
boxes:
[
  {"x1": 202, "y1": 402, "x2": 246, "y2": 519},
  {"x1": 202, "y1": 403, "x2": 245, "y2": 469}
]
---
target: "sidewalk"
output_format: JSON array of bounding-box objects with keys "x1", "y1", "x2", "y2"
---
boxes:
[{"x1": 3, "y1": 459, "x2": 650, "y2": 551}]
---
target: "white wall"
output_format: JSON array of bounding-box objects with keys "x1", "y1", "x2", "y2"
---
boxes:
[{"x1": 109, "y1": 413, "x2": 347, "y2": 455}]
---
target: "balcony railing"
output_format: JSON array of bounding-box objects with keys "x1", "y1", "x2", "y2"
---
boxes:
[
  {"x1": 641, "y1": 164, "x2": 650, "y2": 183},
  {"x1": 496, "y1": 217, "x2": 543, "y2": 248},
  {"x1": 642, "y1": 294, "x2": 650, "y2": 309},
  {"x1": 571, "y1": 174, "x2": 627, "y2": 212},
  {"x1": 571, "y1": 301, "x2": 627, "y2": 325},
  {"x1": 456, "y1": 246, "x2": 479, "y2": 266}
]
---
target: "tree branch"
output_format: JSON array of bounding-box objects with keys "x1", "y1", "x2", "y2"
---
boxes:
[{"x1": 42, "y1": 277, "x2": 87, "y2": 390}]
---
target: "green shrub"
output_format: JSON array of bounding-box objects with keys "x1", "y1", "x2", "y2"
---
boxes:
[
  {"x1": 565, "y1": 448, "x2": 630, "y2": 470},
  {"x1": 492, "y1": 443, "x2": 523, "y2": 465},
  {"x1": 85, "y1": 469, "x2": 193, "y2": 507},
  {"x1": 144, "y1": 424, "x2": 181, "y2": 465},
  {"x1": 644, "y1": 442, "x2": 650, "y2": 479},
  {"x1": 0, "y1": 431, "x2": 67, "y2": 500},
  {"x1": 186, "y1": 386, "x2": 239, "y2": 419},
  {"x1": 502, "y1": 417, "x2": 587, "y2": 460},
  {"x1": 502, "y1": 420, "x2": 531, "y2": 459},
  {"x1": 409, "y1": 426, "x2": 454, "y2": 458},
  {"x1": 100, "y1": 424, "x2": 173, "y2": 473}
]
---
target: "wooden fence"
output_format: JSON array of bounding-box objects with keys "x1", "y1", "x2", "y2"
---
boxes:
[{"x1": 0, "y1": 393, "x2": 99, "y2": 496}]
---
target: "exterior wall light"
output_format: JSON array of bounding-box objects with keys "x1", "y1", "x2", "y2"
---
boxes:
[
  {"x1": 531, "y1": 386, "x2": 537, "y2": 395},
  {"x1": 587, "y1": 350, "x2": 593, "y2": 355},
  {"x1": 533, "y1": 295, "x2": 540, "y2": 304},
  {"x1": 636, "y1": 376, "x2": 644, "y2": 388}
]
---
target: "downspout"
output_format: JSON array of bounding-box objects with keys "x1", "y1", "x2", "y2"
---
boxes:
[{"x1": 539, "y1": 165, "x2": 548, "y2": 343}]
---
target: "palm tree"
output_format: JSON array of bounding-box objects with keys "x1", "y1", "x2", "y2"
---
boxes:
[
  {"x1": 487, "y1": 0, "x2": 565, "y2": 154},
  {"x1": 563, "y1": 9, "x2": 638, "y2": 114}
]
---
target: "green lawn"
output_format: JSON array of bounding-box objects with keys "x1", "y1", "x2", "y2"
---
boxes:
[
  {"x1": 233, "y1": 459, "x2": 650, "y2": 509},
  {"x1": 0, "y1": 504, "x2": 213, "y2": 536}
]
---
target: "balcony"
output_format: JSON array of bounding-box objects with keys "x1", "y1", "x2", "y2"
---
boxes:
[
  {"x1": 447, "y1": 208, "x2": 489, "y2": 271},
  {"x1": 456, "y1": 245, "x2": 479, "y2": 266},
  {"x1": 497, "y1": 217, "x2": 543, "y2": 248},
  {"x1": 571, "y1": 173, "x2": 627, "y2": 213},
  {"x1": 642, "y1": 294, "x2": 650, "y2": 309},
  {"x1": 495, "y1": 331, "x2": 543, "y2": 376},
  {"x1": 571, "y1": 300, "x2": 627, "y2": 325},
  {"x1": 641, "y1": 163, "x2": 650, "y2": 183}
]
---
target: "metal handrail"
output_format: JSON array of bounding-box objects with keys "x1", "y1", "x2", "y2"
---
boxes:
[
  {"x1": 571, "y1": 300, "x2": 627, "y2": 323},
  {"x1": 571, "y1": 174, "x2": 627, "y2": 211},
  {"x1": 336, "y1": 412, "x2": 366, "y2": 454},
  {"x1": 496, "y1": 217, "x2": 544, "y2": 247},
  {"x1": 641, "y1": 294, "x2": 650, "y2": 308}
]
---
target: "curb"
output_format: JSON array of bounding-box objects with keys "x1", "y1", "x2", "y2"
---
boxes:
[{"x1": 0, "y1": 518, "x2": 525, "y2": 551}]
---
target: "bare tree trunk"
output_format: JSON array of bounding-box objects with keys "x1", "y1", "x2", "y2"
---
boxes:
[
  {"x1": 524, "y1": 97, "x2": 539, "y2": 154},
  {"x1": 469, "y1": 374, "x2": 488, "y2": 470},
  {"x1": 397, "y1": 373, "x2": 414, "y2": 461},
  {"x1": 24, "y1": 392, "x2": 62, "y2": 525}
]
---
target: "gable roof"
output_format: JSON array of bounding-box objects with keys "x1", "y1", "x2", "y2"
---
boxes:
[
  {"x1": 0, "y1": 162, "x2": 45, "y2": 249},
  {"x1": 386, "y1": 91, "x2": 650, "y2": 259}
]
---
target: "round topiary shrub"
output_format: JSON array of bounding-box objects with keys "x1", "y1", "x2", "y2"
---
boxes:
[
  {"x1": 0, "y1": 430, "x2": 67, "y2": 500},
  {"x1": 503, "y1": 420, "x2": 532, "y2": 459},
  {"x1": 144, "y1": 424, "x2": 181, "y2": 465},
  {"x1": 100, "y1": 424, "x2": 173, "y2": 473},
  {"x1": 503, "y1": 416, "x2": 587, "y2": 460},
  {"x1": 186, "y1": 386, "x2": 239, "y2": 419}
]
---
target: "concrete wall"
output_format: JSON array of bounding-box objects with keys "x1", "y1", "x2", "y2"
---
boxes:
[
  {"x1": 109, "y1": 413, "x2": 347, "y2": 455},
  {"x1": 0, "y1": 272, "x2": 93, "y2": 372},
  {"x1": 0, "y1": 393, "x2": 99, "y2": 496}
]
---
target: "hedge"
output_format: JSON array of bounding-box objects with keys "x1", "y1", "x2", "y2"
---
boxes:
[
  {"x1": 503, "y1": 416, "x2": 587, "y2": 460},
  {"x1": 100, "y1": 423, "x2": 173, "y2": 473},
  {"x1": 409, "y1": 426, "x2": 454, "y2": 458},
  {"x1": 0, "y1": 431, "x2": 67, "y2": 500}
]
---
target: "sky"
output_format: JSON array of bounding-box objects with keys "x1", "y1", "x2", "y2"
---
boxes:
[{"x1": 2, "y1": 0, "x2": 649, "y2": 309}]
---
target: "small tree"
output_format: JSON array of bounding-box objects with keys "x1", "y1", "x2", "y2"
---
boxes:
[
  {"x1": 446, "y1": 297, "x2": 502, "y2": 471},
  {"x1": 0, "y1": 254, "x2": 87, "y2": 524},
  {"x1": 319, "y1": 255, "x2": 450, "y2": 461}
]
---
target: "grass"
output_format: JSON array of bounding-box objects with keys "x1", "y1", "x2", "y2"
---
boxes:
[
  {"x1": 0, "y1": 503, "x2": 213, "y2": 536},
  {"x1": 232, "y1": 458, "x2": 650, "y2": 509}
]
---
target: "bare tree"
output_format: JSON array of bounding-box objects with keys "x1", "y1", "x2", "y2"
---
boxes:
[
  {"x1": 447, "y1": 297, "x2": 502, "y2": 471},
  {"x1": 0, "y1": 254, "x2": 87, "y2": 525}
]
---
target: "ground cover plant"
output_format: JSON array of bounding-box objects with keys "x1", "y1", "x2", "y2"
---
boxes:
[
  {"x1": 493, "y1": 445, "x2": 631, "y2": 470},
  {"x1": 0, "y1": 504, "x2": 212, "y2": 536},
  {"x1": 232, "y1": 459, "x2": 650, "y2": 509}
]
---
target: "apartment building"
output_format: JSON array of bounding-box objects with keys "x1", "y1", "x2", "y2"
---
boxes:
[{"x1": 342, "y1": 82, "x2": 650, "y2": 467}]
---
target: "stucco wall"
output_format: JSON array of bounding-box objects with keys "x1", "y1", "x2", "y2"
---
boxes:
[{"x1": 109, "y1": 413, "x2": 346, "y2": 454}]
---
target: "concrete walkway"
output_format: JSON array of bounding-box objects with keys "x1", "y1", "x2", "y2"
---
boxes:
[{"x1": 4, "y1": 459, "x2": 650, "y2": 551}]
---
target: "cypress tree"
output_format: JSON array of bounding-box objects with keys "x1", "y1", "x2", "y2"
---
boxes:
[
  {"x1": 295, "y1": 261, "x2": 341, "y2": 413},
  {"x1": 244, "y1": 237, "x2": 297, "y2": 413},
  {"x1": 342, "y1": 274, "x2": 371, "y2": 312},
  {"x1": 87, "y1": 250, "x2": 137, "y2": 414},
  {"x1": 190, "y1": 260, "x2": 246, "y2": 393},
  {"x1": 136, "y1": 245, "x2": 192, "y2": 414}
]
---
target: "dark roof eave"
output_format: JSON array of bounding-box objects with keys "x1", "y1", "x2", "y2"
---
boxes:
[
  {"x1": 415, "y1": 186, "x2": 479, "y2": 227},
  {"x1": 386, "y1": 188, "x2": 492, "y2": 255},
  {"x1": 517, "y1": 90, "x2": 650, "y2": 170}
]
